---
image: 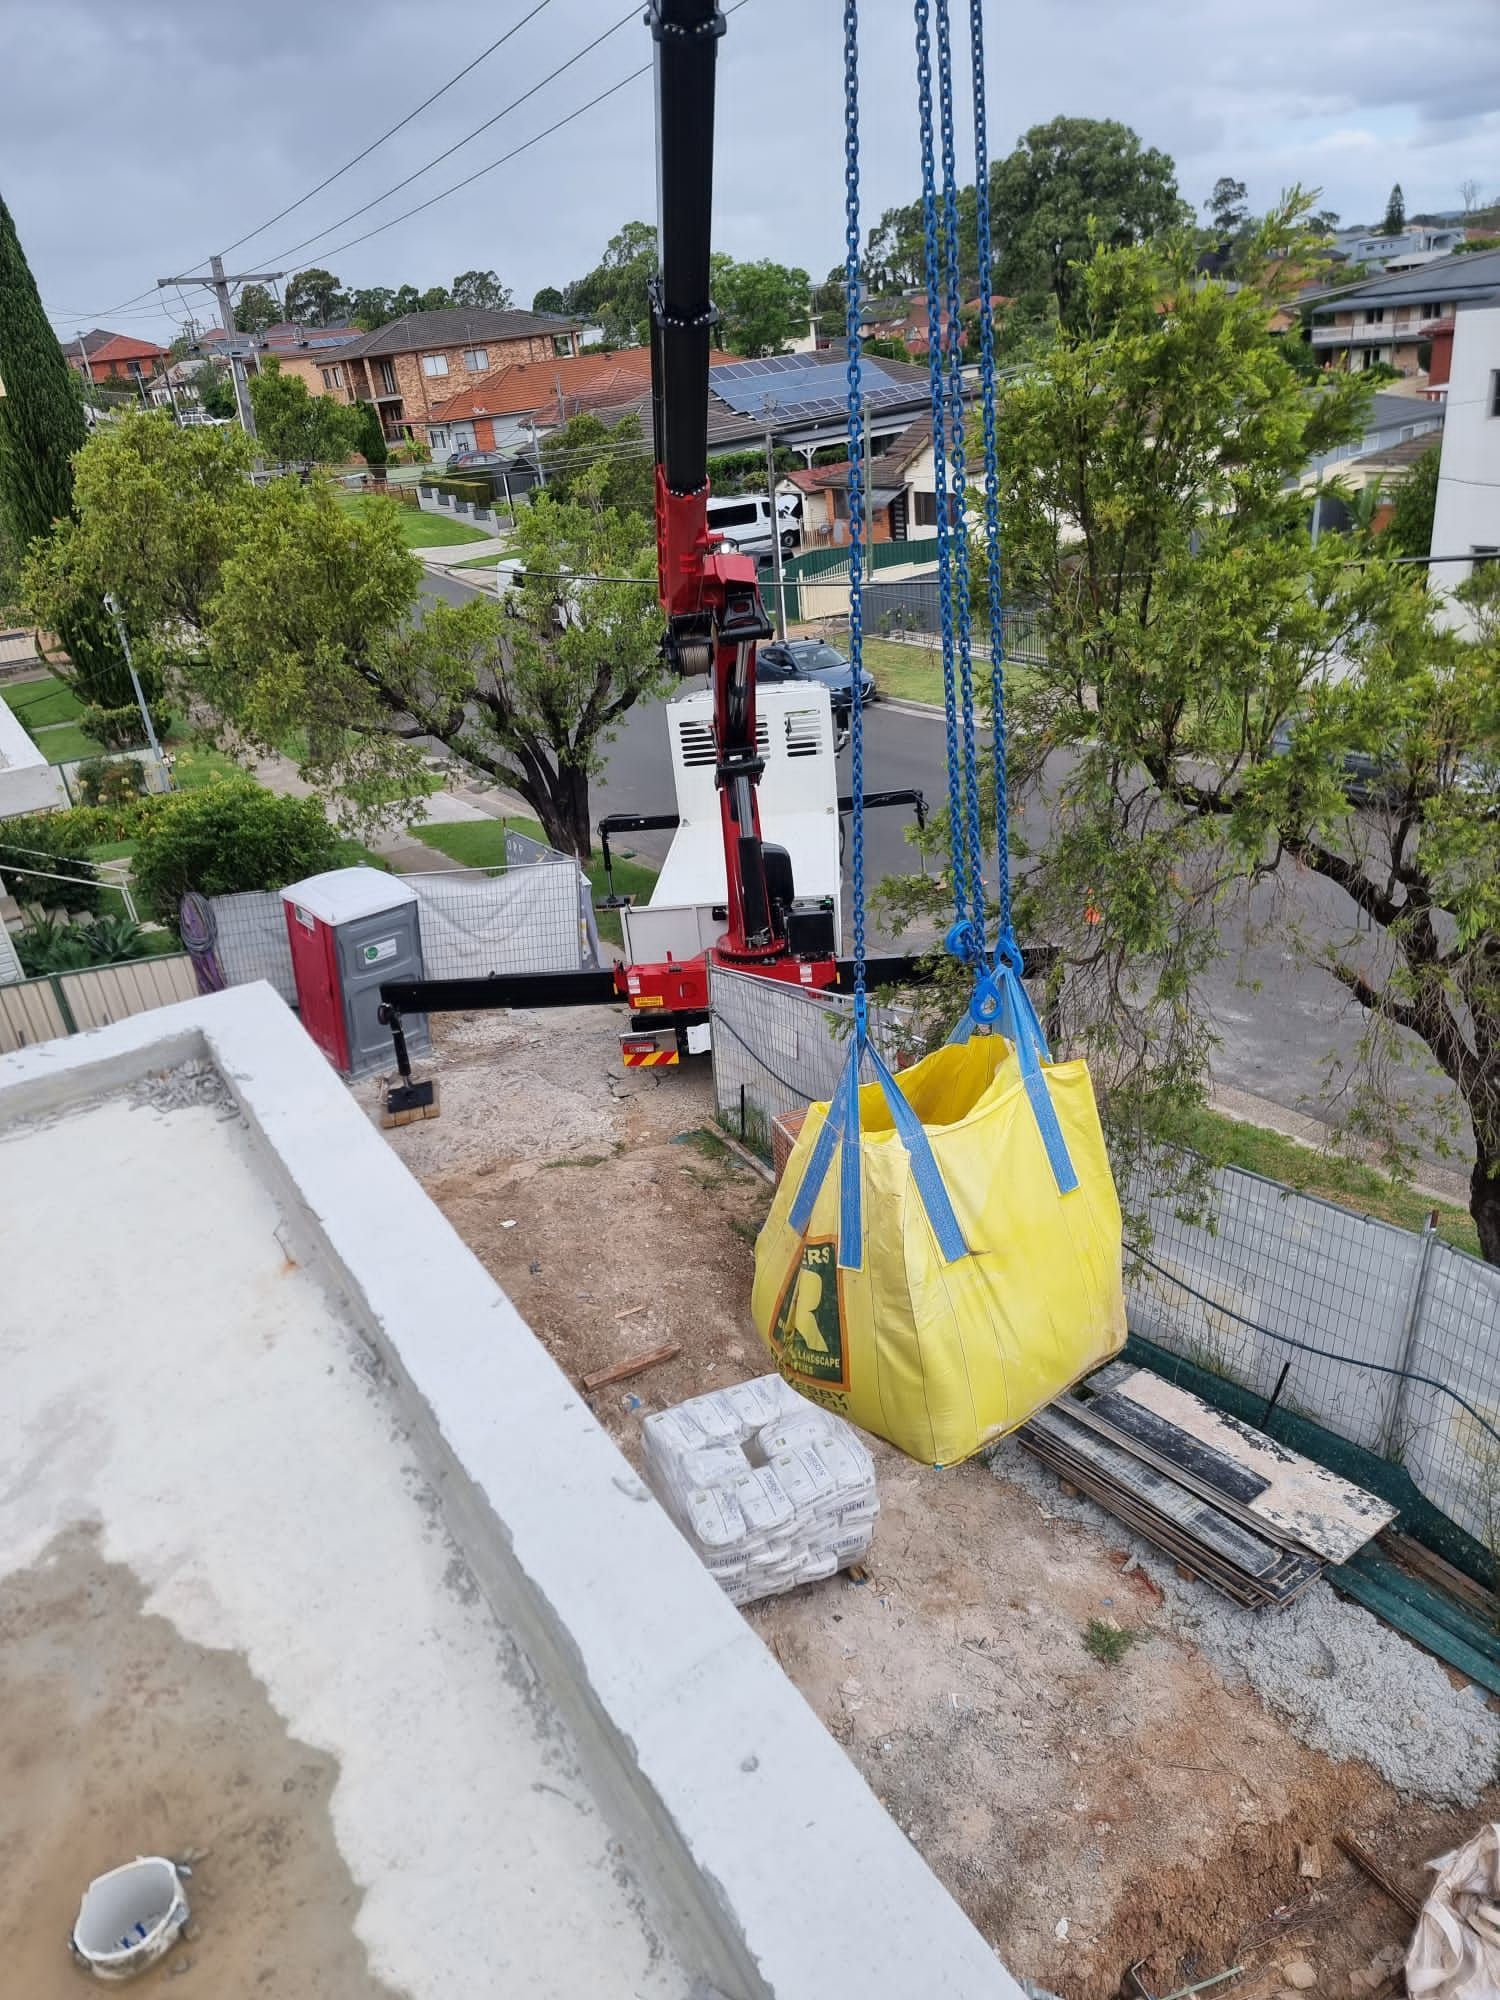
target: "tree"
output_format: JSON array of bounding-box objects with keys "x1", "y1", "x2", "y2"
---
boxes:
[
  {"x1": 532, "y1": 285, "x2": 567, "y2": 315},
  {"x1": 369, "y1": 490, "x2": 665, "y2": 855},
  {"x1": 349, "y1": 286, "x2": 399, "y2": 330},
  {"x1": 23, "y1": 413, "x2": 255, "y2": 679},
  {"x1": 234, "y1": 284, "x2": 278, "y2": 334},
  {"x1": 989, "y1": 116, "x2": 1189, "y2": 328},
  {"x1": 418, "y1": 285, "x2": 452, "y2": 313},
  {"x1": 710, "y1": 254, "x2": 811, "y2": 356},
  {"x1": 566, "y1": 221, "x2": 658, "y2": 344},
  {"x1": 190, "y1": 362, "x2": 237, "y2": 419},
  {"x1": 451, "y1": 269, "x2": 512, "y2": 310},
  {"x1": 1309, "y1": 207, "x2": 1342, "y2": 236},
  {"x1": 391, "y1": 284, "x2": 423, "y2": 318},
  {"x1": 352, "y1": 400, "x2": 388, "y2": 472},
  {"x1": 0, "y1": 189, "x2": 127, "y2": 704},
  {"x1": 247, "y1": 358, "x2": 362, "y2": 467},
  {"x1": 199, "y1": 475, "x2": 662, "y2": 854},
  {"x1": 1383, "y1": 184, "x2": 1406, "y2": 235},
  {"x1": 890, "y1": 202, "x2": 1500, "y2": 1258},
  {"x1": 1384, "y1": 442, "x2": 1440, "y2": 560},
  {"x1": 540, "y1": 411, "x2": 652, "y2": 519},
  {"x1": 0, "y1": 192, "x2": 89, "y2": 553},
  {"x1": 1461, "y1": 178, "x2": 1482, "y2": 215},
  {"x1": 284, "y1": 268, "x2": 347, "y2": 326},
  {"x1": 1205, "y1": 175, "x2": 1249, "y2": 236},
  {"x1": 193, "y1": 479, "x2": 427, "y2": 822}
]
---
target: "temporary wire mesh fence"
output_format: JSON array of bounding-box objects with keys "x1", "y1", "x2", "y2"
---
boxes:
[
  {"x1": 200, "y1": 849, "x2": 596, "y2": 1000},
  {"x1": 709, "y1": 960, "x2": 1500, "y2": 1552}
]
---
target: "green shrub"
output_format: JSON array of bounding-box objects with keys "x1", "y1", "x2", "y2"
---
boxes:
[
  {"x1": 75, "y1": 756, "x2": 146, "y2": 807},
  {"x1": 130, "y1": 782, "x2": 338, "y2": 920},
  {"x1": 79, "y1": 701, "x2": 172, "y2": 751},
  {"x1": 0, "y1": 819, "x2": 101, "y2": 916},
  {"x1": 13, "y1": 911, "x2": 153, "y2": 974},
  {"x1": 1, "y1": 795, "x2": 171, "y2": 850}
]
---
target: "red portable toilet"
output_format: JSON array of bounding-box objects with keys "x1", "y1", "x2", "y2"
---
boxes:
[{"x1": 280, "y1": 868, "x2": 428, "y2": 1077}]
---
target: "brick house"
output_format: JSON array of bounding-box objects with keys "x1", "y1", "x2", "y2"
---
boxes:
[
  {"x1": 276, "y1": 307, "x2": 582, "y2": 442},
  {"x1": 425, "y1": 344, "x2": 733, "y2": 456},
  {"x1": 1309, "y1": 249, "x2": 1500, "y2": 379},
  {"x1": 61, "y1": 329, "x2": 170, "y2": 383}
]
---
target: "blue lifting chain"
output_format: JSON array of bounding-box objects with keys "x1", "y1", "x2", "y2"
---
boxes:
[{"x1": 786, "y1": 0, "x2": 968, "y2": 1270}]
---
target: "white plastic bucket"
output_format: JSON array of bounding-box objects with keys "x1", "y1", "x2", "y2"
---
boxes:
[{"x1": 71, "y1": 1856, "x2": 190, "y2": 1982}]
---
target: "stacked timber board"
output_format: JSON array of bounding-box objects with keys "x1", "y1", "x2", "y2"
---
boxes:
[{"x1": 1018, "y1": 1365, "x2": 1396, "y2": 1609}]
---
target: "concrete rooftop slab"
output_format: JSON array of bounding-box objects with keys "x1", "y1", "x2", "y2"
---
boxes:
[{"x1": 0, "y1": 986, "x2": 1020, "y2": 1999}]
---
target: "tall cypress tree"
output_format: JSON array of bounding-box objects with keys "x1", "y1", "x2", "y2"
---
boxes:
[
  {"x1": 0, "y1": 191, "x2": 89, "y2": 549},
  {"x1": 0, "y1": 190, "x2": 131, "y2": 702}
]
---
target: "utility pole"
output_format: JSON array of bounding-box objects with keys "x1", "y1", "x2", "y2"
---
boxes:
[
  {"x1": 765, "y1": 425, "x2": 787, "y2": 640},
  {"x1": 103, "y1": 593, "x2": 170, "y2": 786},
  {"x1": 75, "y1": 333, "x2": 97, "y2": 424},
  {"x1": 157, "y1": 257, "x2": 283, "y2": 438},
  {"x1": 527, "y1": 417, "x2": 546, "y2": 488}
]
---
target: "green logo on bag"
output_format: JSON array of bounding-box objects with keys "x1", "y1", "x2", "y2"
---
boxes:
[{"x1": 771, "y1": 1237, "x2": 848, "y2": 1390}]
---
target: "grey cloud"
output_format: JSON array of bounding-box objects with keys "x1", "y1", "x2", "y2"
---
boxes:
[{"x1": 5, "y1": 0, "x2": 1499, "y2": 342}]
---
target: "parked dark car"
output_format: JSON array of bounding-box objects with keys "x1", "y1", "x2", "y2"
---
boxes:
[
  {"x1": 445, "y1": 448, "x2": 507, "y2": 472},
  {"x1": 1269, "y1": 718, "x2": 1396, "y2": 806},
  {"x1": 756, "y1": 640, "x2": 875, "y2": 718}
]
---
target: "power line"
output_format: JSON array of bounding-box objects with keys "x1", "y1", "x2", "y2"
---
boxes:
[
  {"x1": 218, "y1": 0, "x2": 555, "y2": 260},
  {"x1": 278, "y1": 65, "x2": 654, "y2": 269},
  {"x1": 272, "y1": 0, "x2": 750, "y2": 275},
  {"x1": 261, "y1": 4, "x2": 641, "y2": 272}
]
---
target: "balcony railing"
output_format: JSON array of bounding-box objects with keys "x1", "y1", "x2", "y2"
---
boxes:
[{"x1": 1311, "y1": 316, "x2": 1438, "y2": 346}]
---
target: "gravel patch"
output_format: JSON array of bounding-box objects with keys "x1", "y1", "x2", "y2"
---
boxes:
[{"x1": 990, "y1": 1437, "x2": 1500, "y2": 1805}]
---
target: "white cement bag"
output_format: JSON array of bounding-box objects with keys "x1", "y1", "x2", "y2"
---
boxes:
[
  {"x1": 643, "y1": 1376, "x2": 878, "y2": 1606},
  {"x1": 1409, "y1": 1823, "x2": 1500, "y2": 1999}
]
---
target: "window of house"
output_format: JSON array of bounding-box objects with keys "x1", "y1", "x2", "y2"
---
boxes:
[
  {"x1": 1423, "y1": 302, "x2": 1443, "y2": 320},
  {"x1": 421, "y1": 353, "x2": 449, "y2": 378},
  {"x1": 462, "y1": 348, "x2": 488, "y2": 372},
  {"x1": 320, "y1": 365, "x2": 344, "y2": 390},
  {"x1": 1363, "y1": 307, "x2": 1385, "y2": 324},
  {"x1": 1490, "y1": 371, "x2": 1500, "y2": 419},
  {"x1": 552, "y1": 334, "x2": 575, "y2": 358},
  {"x1": 377, "y1": 360, "x2": 399, "y2": 396}
]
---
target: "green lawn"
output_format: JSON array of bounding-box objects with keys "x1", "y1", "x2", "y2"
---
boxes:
[
  {"x1": 36, "y1": 722, "x2": 104, "y2": 765},
  {"x1": 171, "y1": 742, "x2": 246, "y2": 790},
  {"x1": 412, "y1": 815, "x2": 659, "y2": 948},
  {"x1": 448, "y1": 553, "x2": 505, "y2": 572},
  {"x1": 337, "y1": 491, "x2": 491, "y2": 549},
  {"x1": 2, "y1": 674, "x2": 83, "y2": 729},
  {"x1": 1178, "y1": 1107, "x2": 1479, "y2": 1257},
  {"x1": 859, "y1": 636, "x2": 1036, "y2": 709}
]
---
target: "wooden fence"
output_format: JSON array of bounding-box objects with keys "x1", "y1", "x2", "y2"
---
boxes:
[{"x1": 0, "y1": 953, "x2": 199, "y2": 1055}]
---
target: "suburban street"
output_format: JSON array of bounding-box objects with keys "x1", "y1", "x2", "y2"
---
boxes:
[{"x1": 420, "y1": 571, "x2": 1463, "y2": 1168}]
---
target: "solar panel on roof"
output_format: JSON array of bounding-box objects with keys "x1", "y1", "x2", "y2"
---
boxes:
[{"x1": 712, "y1": 358, "x2": 901, "y2": 417}]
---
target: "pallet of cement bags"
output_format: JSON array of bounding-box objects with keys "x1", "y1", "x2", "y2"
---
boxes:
[{"x1": 643, "y1": 1376, "x2": 879, "y2": 1607}]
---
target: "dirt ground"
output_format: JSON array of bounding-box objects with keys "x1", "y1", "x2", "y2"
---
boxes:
[
  {"x1": 0, "y1": 1525, "x2": 398, "y2": 1999},
  {"x1": 373, "y1": 1008, "x2": 1500, "y2": 2000}
]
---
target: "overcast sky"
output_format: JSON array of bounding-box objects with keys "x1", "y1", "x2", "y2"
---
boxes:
[{"x1": 10, "y1": 0, "x2": 1500, "y2": 345}]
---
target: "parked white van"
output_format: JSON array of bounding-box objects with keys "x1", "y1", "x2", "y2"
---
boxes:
[{"x1": 705, "y1": 492, "x2": 800, "y2": 559}]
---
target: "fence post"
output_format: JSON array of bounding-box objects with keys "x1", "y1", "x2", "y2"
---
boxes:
[
  {"x1": 1380, "y1": 1208, "x2": 1439, "y2": 1462},
  {"x1": 48, "y1": 974, "x2": 78, "y2": 1036}
]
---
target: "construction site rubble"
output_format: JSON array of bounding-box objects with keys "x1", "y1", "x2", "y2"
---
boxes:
[{"x1": 643, "y1": 1376, "x2": 879, "y2": 1606}]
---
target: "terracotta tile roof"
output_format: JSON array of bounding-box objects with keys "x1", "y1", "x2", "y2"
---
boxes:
[
  {"x1": 430, "y1": 346, "x2": 733, "y2": 425},
  {"x1": 786, "y1": 462, "x2": 853, "y2": 491},
  {"x1": 86, "y1": 333, "x2": 171, "y2": 365}
]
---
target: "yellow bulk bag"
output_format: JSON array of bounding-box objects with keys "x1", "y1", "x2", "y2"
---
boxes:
[{"x1": 751, "y1": 1029, "x2": 1126, "y2": 1467}]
